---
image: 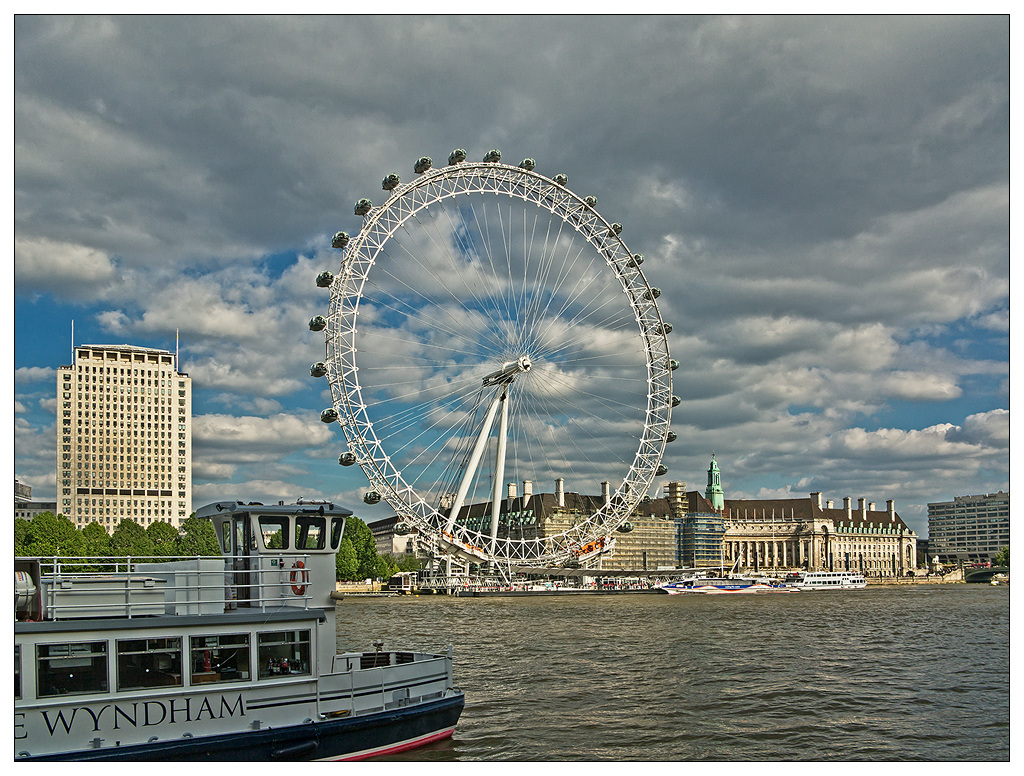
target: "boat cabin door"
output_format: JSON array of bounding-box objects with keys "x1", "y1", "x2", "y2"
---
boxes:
[{"x1": 230, "y1": 512, "x2": 257, "y2": 607}]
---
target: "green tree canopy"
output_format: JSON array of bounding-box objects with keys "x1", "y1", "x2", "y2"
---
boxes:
[
  {"x1": 110, "y1": 519, "x2": 154, "y2": 557},
  {"x1": 147, "y1": 520, "x2": 182, "y2": 556},
  {"x1": 25, "y1": 512, "x2": 85, "y2": 558},
  {"x1": 14, "y1": 517, "x2": 32, "y2": 556},
  {"x1": 177, "y1": 514, "x2": 222, "y2": 556},
  {"x1": 81, "y1": 522, "x2": 112, "y2": 558},
  {"x1": 342, "y1": 516, "x2": 381, "y2": 580},
  {"x1": 994, "y1": 546, "x2": 1009, "y2": 567},
  {"x1": 336, "y1": 537, "x2": 359, "y2": 581}
]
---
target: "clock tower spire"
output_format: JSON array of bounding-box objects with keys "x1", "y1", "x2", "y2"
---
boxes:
[{"x1": 705, "y1": 453, "x2": 724, "y2": 511}]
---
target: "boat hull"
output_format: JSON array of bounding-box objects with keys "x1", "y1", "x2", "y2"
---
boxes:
[{"x1": 18, "y1": 691, "x2": 464, "y2": 762}]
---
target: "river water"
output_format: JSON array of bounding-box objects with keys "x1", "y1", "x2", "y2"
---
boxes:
[{"x1": 334, "y1": 584, "x2": 1010, "y2": 761}]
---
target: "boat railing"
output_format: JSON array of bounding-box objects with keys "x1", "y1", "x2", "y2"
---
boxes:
[
  {"x1": 15, "y1": 554, "x2": 315, "y2": 621},
  {"x1": 318, "y1": 649, "x2": 454, "y2": 718}
]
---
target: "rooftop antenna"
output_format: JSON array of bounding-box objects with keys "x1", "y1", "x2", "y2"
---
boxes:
[
  {"x1": 70, "y1": 319, "x2": 74, "y2": 361},
  {"x1": 175, "y1": 328, "x2": 179, "y2": 369}
]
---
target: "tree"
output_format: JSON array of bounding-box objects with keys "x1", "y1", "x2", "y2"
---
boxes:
[
  {"x1": 994, "y1": 546, "x2": 1009, "y2": 568},
  {"x1": 14, "y1": 517, "x2": 32, "y2": 556},
  {"x1": 396, "y1": 554, "x2": 423, "y2": 573},
  {"x1": 343, "y1": 516, "x2": 381, "y2": 580},
  {"x1": 147, "y1": 520, "x2": 181, "y2": 557},
  {"x1": 110, "y1": 519, "x2": 154, "y2": 557},
  {"x1": 81, "y1": 522, "x2": 112, "y2": 558},
  {"x1": 25, "y1": 512, "x2": 85, "y2": 558},
  {"x1": 336, "y1": 537, "x2": 359, "y2": 581},
  {"x1": 177, "y1": 514, "x2": 221, "y2": 556}
]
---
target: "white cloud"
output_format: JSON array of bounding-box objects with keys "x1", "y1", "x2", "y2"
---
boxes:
[
  {"x1": 14, "y1": 237, "x2": 119, "y2": 297},
  {"x1": 14, "y1": 366, "x2": 54, "y2": 384}
]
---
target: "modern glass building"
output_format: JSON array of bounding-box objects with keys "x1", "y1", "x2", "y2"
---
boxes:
[
  {"x1": 927, "y1": 492, "x2": 1010, "y2": 564},
  {"x1": 678, "y1": 512, "x2": 727, "y2": 568}
]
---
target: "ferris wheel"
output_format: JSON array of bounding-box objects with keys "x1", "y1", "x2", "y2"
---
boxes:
[{"x1": 310, "y1": 149, "x2": 675, "y2": 570}]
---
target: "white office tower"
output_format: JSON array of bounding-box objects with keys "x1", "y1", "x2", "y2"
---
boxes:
[{"x1": 57, "y1": 345, "x2": 192, "y2": 530}]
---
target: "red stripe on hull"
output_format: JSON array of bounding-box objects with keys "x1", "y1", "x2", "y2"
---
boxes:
[{"x1": 331, "y1": 726, "x2": 456, "y2": 761}]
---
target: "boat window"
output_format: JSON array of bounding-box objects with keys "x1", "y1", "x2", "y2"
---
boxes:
[
  {"x1": 37, "y1": 641, "x2": 108, "y2": 697},
  {"x1": 295, "y1": 516, "x2": 327, "y2": 550},
  {"x1": 189, "y1": 634, "x2": 251, "y2": 684},
  {"x1": 257, "y1": 630, "x2": 311, "y2": 678},
  {"x1": 330, "y1": 516, "x2": 346, "y2": 550},
  {"x1": 259, "y1": 516, "x2": 289, "y2": 550},
  {"x1": 15, "y1": 645, "x2": 21, "y2": 700},
  {"x1": 117, "y1": 637, "x2": 182, "y2": 690}
]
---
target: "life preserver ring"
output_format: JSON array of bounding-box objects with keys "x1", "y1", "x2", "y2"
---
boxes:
[{"x1": 290, "y1": 561, "x2": 309, "y2": 595}]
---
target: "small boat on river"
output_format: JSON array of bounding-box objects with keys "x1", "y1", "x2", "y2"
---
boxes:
[
  {"x1": 14, "y1": 499, "x2": 464, "y2": 761},
  {"x1": 656, "y1": 575, "x2": 796, "y2": 595},
  {"x1": 782, "y1": 570, "x2": 867, "y2": 590}
]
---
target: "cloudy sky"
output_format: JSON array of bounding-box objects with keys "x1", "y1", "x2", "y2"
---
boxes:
[{"x1": 12, "y1": 15, "x2": 1009, "y2": 537}]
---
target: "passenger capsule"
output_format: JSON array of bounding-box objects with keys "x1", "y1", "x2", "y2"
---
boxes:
[
  {"x1": 338, "y1": 451, "x2": 357, "y2": 466},
  {"x1": 608, "y1": 223, "x2": 623, "y2": 236},
  {"x1": 320, "y1": 408, "x2": 339, "y2": 423},
  {"x1": 553, "y1": 174, "x2": 568, "y2": 186},
  {"x1": 658, "y1": 323, "x2": 673, "y2": 335},
  {"x1": 519, "y1": 158, "x2": 536, "y2": 171},
  {"x1": 483, "y1": 149, "x2": 501, "y2": 163},
  {"x1": 644, "y1": 287, "x2": 661, "y2": 300},
  {"x1": 382, "y1": 173, "x2": 401, "y2": 191},
  {"x1": 354, "y1": 198, "x2": 373, "y2": 216},
  {"x1": 584, "y1": 195, "x2": 598, "y2": 207},
  {"x1": 414, "y1": 156, "x2": 432, "y2": 174},
  {"x1": 331, "y1": 231, "x2": 350, "y2": 249},
  {"x1": 363, "y1": 491, "x2": 382, "y2": 505},
  {"x1": 315, "y1": 271, "x2": 334, "y2": 288},
  {"x1": 671, "y1": 395, "x2": 681, "y2": 407},
  {"x1": 617, "y1": 521, "x2": 634, "y2": 534},
  {"x1": 669, "y1": 358, "x2": 680, "y2": 371},
  {"x1": 310, "y1": 362, "x2": 328, "y2": 378},
  {"x1": 666, "y1": 431, "x2": 677, "y2": 443},
  {"x1": 656, "y1": 464, "x2": 668, "y2": 476},
  {"x1": 628, "y1": 253, "x2": 645, "y2": 268},
  {"x1": 448, "y1": 148, "x2": 467, "y2": 165},
  {"x1": 308, "y1": 315, "x2": 327, "y2": 331},
  {"x1": 395, "y1": 521, "x2": 411, "y2": 534}
]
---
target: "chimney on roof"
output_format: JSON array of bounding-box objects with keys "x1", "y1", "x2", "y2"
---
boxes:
[
  {"x1": 826, "y1": 500, "x2": 834, "y2": 509},
  {"x1": 887, "y1": 499, "x2": 896, "y2": 522},
  {"x1": 555, "y1": 478, "x2": 565, "y2": 508},
  {"x1": 601, "y1": 481, "x2": 611, "y2": 504},
  {"x1": 868, "y1": 501, "x2": 875, "y2": 512},
  {"x1": 523, "y1": 480, "x2": 533, "y2": 499},
  {"x1": 844, "y1": 497, "x2": 852, "y2": 518},
  {"x1": 507, "y1": 482, "x2": 517, "y2": 499},
  {"x1": 811, "y1": 491, "x2": 822, "y2": 509},
  {"x1": 858, "y1": 497, "x2": 867, "y2": 518}
]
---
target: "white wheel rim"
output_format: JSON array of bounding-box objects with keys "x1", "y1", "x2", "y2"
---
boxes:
[{"x1": 320, "y1": 159, "x2": 673, "y2": 567}]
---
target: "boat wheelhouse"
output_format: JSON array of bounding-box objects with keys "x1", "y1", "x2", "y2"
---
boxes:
[{"x1": 14, "y1": 500, "x2": 464, "y2": 761}]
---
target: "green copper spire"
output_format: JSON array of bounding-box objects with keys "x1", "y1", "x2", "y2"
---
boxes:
[{"x1": 705, "y1": 453, "x2": 724, "y2": 511}]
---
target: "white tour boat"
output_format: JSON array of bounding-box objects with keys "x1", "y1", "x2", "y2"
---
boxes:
[
  {"x1": 782, "y1": 570, "x2": 867, "y2": 590},
  {"x1": 14, "y1": 500, "x2": 464, "y2": 761}
]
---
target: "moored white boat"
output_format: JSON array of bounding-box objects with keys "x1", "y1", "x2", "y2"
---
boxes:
[
  {"x1": 14, "y1": 500, "x2": 464, "y2": 761},
  {"x1": 782, "y1": 570, "x2": 867, "y2": 590}
]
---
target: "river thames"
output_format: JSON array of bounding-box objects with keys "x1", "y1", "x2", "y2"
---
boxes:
[{"x1": 335, "y1": 583, "x2": 1009, "y2": 761}]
